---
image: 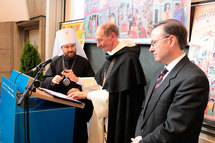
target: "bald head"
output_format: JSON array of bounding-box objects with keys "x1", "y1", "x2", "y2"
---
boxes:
[
  {"x1": 95, "y1": 22, "x2": 120, "y2": 52},
  {"x1": 97, "y1": 22, "x2": 119, "y2": 37}
]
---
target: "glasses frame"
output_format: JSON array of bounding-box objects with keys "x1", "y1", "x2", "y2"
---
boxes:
[
  {"x1": 151, "y1": 36, "x2": 170, "y2": 47},
  {"x1": 96, "y1": 33, "x2": 111, "y2": 43}
]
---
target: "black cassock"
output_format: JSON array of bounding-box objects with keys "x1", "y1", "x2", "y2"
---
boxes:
[
  {"x1": 42, "y1": 55, "x2": 94, "y2": 143},
  {"x1": 95, "y1": 46, "x2": 146, "y2": 143}
]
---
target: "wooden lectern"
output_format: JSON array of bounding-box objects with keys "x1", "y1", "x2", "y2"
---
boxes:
[
  {"x1": 32, "y1": 87, "x2": 84, "y2": 108},
  {"x1": 10, "y1": 70, "x2": 84, "y2": 109}
]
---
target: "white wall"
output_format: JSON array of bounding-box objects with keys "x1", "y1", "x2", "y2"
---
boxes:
[{"x1": 65, "y1": 0, "x2": 84, "y2": 21}]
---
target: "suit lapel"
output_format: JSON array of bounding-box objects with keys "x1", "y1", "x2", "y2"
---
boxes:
[
  {"x1": 141, "y1": 55, "x2": 189, "y2": 127},
  {"x1": 143, "y1": 70, "x2": 161, "y2": 113}
]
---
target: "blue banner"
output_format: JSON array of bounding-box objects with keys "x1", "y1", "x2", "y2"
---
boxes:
[{"x1": 0, "y1": 76, "x2": 17, "y2": 143}]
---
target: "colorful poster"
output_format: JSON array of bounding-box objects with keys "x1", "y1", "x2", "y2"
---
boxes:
[
  {"x1": 61, "y1": 20, "x2": 85, "y2": 48},
  {"x1": 188, "y1": 3, "x2": 215, "y2": 122},
  {"x1": 84, "y1": 0, "x2": 191, "y2": 43}
]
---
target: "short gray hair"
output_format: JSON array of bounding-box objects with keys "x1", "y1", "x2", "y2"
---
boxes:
[
  {"x1": 99, "y1": 22, "x2": 119, "y2": 37},
  {"x1": 153, "y1": 19, "x2": 188, "y2": 50}
]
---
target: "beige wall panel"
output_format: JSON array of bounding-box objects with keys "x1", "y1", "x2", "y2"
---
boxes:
[
  {"x1": 39, "y1": 17, "x2": 46, "y2": 61},
  {"x1": 41, "y1": 0, "x2": 46, "y2": 16},
  {"x1": 27, "y1": 0, "x2": 46, "y2": 18},
  {"x1": 0, "y1": 23, "x2": 13, "y2": 50},
  {"x1": 0, "y1": 36, "x2": 13, "y2": 50},
  {"x1": 0, "y1": 50, "x2": 11, "y2": 72},
  {"x1": 0, "y1": 23, "x2": 13, "y2": 36},
  {"x1": 32, "y1": 0, "x2": 42, "y2": 17},
  {"x1": 13, "y1": 24, "x2": 23, "y2": 71},
  {"x1": 0, "y1": 22, "x2": 14, "y2": 83}
]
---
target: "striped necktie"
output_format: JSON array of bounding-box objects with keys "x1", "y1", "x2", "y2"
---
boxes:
[
  {"x1": 154, "y1": 68, "x2": 168, "y2": 90},
  {"x1": 148, "y1": 68, "x2": 168, "y2": 104}
]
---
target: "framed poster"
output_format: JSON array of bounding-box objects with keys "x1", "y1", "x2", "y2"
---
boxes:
[
  {"x1": 84, "y1": 0, "x2": 191, "y2": 44},
  {"x1": 188, "y1": 2, "x2": 215, "y2": 127},
  {"x1": 61, "y1": 19, "x2": 85, "y2": 48}
]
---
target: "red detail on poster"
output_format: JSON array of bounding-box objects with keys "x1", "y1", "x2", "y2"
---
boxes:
[{"x1": 121, "y1": 23, "x2": 127, "y2": 33}]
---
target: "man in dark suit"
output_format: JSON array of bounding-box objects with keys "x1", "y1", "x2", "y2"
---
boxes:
[{"x1": 132, "y1": 19, "x2": 209, "y2": 143}]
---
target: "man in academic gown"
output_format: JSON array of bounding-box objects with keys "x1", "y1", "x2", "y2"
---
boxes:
[
  {"x1": 67, "y1": 22, "x2": 146, "y2": 143},
  {"x1": 41, "y1": 28, "x2": 94, "y2": 143},
  {"x1": 132, "y1": 19, "x2": 209, "y2": 143}
]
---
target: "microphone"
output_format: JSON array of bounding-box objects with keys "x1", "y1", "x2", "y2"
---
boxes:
[{"x1": 27, "y1": 56, "x2": 58, "y2": 73}]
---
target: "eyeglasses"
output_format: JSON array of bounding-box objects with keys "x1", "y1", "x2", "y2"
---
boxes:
[
  {"x1": 96, "y1": 33, "x2": 111, "y2": 43},
  {"x1": 151, "y1": 36, "x2": 170, "y2": 47}
]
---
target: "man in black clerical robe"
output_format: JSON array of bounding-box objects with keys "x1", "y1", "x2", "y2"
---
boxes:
[
  {"x1": 67, "y1": 22, "x2": 146, "y2": 143},
  {"x1": 95, "y1": 46, "x2": 146, "y2": 143},
  {"x1": 41, "y1": 28, "x2": 94, "y2": 143}
]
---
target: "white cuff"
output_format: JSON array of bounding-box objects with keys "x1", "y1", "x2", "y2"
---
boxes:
[
  {"x1": 79, "y1": 77, "x2": 101, "y2": 93},
  {"x1": 76, "y1": 78, "x2": 83, "y2": 85},
  {"x1": 135, "y1": 136, "x2": 142, "y2": 143}
]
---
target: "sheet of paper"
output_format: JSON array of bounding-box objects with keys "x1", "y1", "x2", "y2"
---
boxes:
[{"x1": 38, "y1": 87, "x2": 82, "y2": 104}]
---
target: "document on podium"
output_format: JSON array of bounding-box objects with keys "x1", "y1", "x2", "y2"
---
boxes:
[{"x1": 38, "y1": 87, "x2": 84, "y2": 108}]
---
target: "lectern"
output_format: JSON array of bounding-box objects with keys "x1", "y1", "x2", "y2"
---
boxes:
[{"x1": 0, "y1": 70, "x2": 83, "y2": 143}]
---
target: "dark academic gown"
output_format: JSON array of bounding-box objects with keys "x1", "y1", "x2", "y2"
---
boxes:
[
  {"x1": 42, "y1": 55, "x2": 94, "y2": 143},
  {"x1": 94, "y1": 46, "x2": 146, "y2": 143}
]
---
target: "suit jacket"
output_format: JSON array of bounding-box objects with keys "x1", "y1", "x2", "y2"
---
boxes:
[{"x1": 135, "y1": 55, "x2": 209, "y2": 143}]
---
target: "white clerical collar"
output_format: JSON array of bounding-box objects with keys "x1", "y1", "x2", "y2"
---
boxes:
[
  {"x1": 107, "y1": 40, "x2": 136, "y2": 55},
  {"x1": 160, "y1": 53, "x2": 186, "y2": 82},
  {"x1": 165, "y1": 53, "x2": 186, "y2": 73}
]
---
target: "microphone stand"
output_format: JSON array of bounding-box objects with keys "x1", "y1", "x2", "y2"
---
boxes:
[{"x1": 17, "y1": 64, "x2": 45, "y2": 143}]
